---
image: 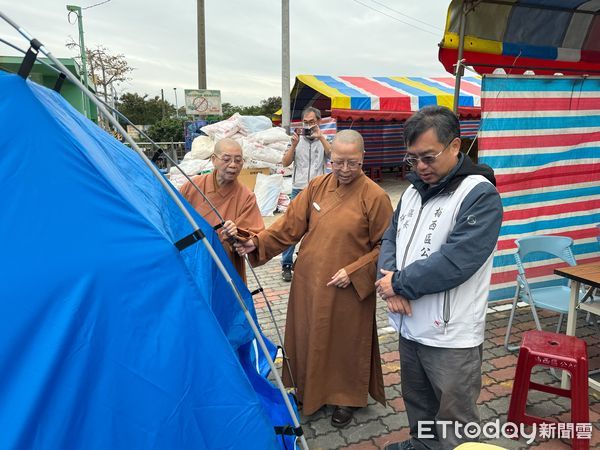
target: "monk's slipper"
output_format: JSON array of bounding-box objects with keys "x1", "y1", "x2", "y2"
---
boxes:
[{"x1": 330, "y1": 406, "x2": 356, "y2": 428}]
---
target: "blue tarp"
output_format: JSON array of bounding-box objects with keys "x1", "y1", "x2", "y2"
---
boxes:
[{"x1": 0, "y1": 71, "x2": 295, "y2": 449}]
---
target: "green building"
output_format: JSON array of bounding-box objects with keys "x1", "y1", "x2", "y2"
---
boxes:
[{"x1": 0, "y1": 56, "x2": 98, "y2": 122}]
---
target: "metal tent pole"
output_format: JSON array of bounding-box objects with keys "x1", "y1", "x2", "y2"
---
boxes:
[
  {"x1": 0, "y1": 12, "x2": 307, "y2": 449},
  {"x1": 452, "y1": 0, "x2": 468, "y2": 114}
]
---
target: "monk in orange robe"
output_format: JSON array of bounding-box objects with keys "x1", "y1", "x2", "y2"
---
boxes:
[
  {"x1": 236, "y1": 130, "x2": 393, "y2": 428},
  {"x1": 180, "y1": 138, "x2": 264, "y2": 283}
]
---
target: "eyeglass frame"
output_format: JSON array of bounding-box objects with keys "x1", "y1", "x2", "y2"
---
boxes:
[
  {"x1": 403, "y1": 138, "x2": 457, "y2": 167},
  {"x1": 212, "y1": 153, "x2": 245, "y2": 165},
  {"x1": 330, "y1": 159, "x2": 364, "y2": 170}
]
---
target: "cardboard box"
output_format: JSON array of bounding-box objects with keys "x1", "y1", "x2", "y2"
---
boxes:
[{"x1": 238, "y1": 168, "x2": 270, "y2": 191}]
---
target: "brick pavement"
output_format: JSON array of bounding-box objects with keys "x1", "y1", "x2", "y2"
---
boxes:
[{"x1": 246, "y1": 173, "x2": 600, "y2": 449}]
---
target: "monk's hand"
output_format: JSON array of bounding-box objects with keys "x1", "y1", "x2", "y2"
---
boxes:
[
  {"x1": 375, "y1": 269, "x2": 396, "y2": 299},
  {"x1": 234, "y1": 239, "x2": 256, "y2": 256},
  {"x1": 326, "y1": 268, "x2": 350, "y2": 288},
  {"x1": 386, "y1": 295, "x2": 412, "y2": 316},
  {"x1": 221, "y1": 220, "x2": 237, "y2": 239}
]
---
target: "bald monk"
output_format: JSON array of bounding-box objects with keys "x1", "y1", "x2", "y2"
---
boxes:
[
  {"x1": 180, "y1": 138, "x2": 264, "y2": 283},
  {"x1": 235, "y1": 130, "x2": 393, "y2": 428}
]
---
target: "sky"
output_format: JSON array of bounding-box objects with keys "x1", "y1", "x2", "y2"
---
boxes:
[{"x1": 0, "y1": 0, "x2": 453, "y2": 107}]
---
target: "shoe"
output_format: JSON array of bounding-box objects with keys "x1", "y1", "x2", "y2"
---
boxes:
[
  {"x1": 282, "y1": 264, "x2": 293, "y2": 282},
  {"x1": 330, "y1": 406, "x2": 356, "y2": 428},
  {"x1": 383, "y1": 440, "x2": 416, "y2": 450}
]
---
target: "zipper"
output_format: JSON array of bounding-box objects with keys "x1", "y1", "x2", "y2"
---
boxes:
[
  {"x1": 400, "y1": 205, "x2": 424, "y2": 270},
  {"x1": 308, "y1": 140, "x2": 312, "y2": 183},
  {"x1": 443, "y1": 290, "x2": 449, "y2": 335}
]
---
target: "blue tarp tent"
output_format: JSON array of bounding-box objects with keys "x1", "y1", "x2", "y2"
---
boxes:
[{"x1": 0, "y1": 70, "x2": 295, "y2": 449}]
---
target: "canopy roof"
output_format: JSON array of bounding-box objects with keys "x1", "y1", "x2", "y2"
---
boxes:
[
  {"x1": 439, "y1": 0, "x2": 600, "y2": 76},
  {"x1": 289, "y1": 74, "x2": 481, "y2": 120}
]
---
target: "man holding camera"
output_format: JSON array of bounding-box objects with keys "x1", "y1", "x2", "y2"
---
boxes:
[{"x1": 280, "y1": 106, "x2": 331, "y2": 282}]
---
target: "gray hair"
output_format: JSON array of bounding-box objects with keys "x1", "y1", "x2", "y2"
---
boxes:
[
  {"x1": 213, "y1": 138, "x2": 242, "y2": 156},
  {"x1": 332, "y1": 129, "x2": 365, "y2": 153},
  {"x1": 302, "y1": 106, "x2": 322, "y2": 121},
  {"x1": 403, "y1": 105, "x2": 460, "y2": 147}
]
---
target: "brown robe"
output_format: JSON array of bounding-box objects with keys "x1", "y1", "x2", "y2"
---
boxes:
[
  {"x1": 180, "y1": 171, "x2": 265, "y2": 283},
  {"x1": 250, "y1": 172, "x2": 393, "y2": 415}
]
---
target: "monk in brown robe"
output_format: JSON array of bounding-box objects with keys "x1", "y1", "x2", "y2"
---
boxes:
[
  {"x1": 235, "y1": 130, "x2": 393, "y2": 428},
  {"x1": 180, "y1": 138, "x2": 264, "y2": 283}
]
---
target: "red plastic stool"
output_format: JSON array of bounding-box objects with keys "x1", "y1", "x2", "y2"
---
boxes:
[
  {"x1": 365, "y1": 166, "x2": 382, "y2": 182},
  {"x1": 507, "y1": 330, "x2": 589, "y2": 449}
]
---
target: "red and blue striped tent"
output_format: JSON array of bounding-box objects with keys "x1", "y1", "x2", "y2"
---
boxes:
[
  {"x1": 439, "y1": 0, "x2": 600, "y2": 76},
  {"x1": 289, "y1": 75, "x2": 482, "y2": 168},
  {"x1": 478, "y1": 75, "x2": 600, "y2": 302}
]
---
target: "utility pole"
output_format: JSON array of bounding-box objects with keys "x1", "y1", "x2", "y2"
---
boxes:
[
  {"x1": 174, "y1": 87, "x2": 179, "y2": 118},
  {"x1": 66, "y1": 4, "x2": 90, "y2": 117},
  {"x1": 161, "y1": 88, "x2": 166, "y2": 120},
  {"x1": 197, "y1": 0, "x2": 207, "y2": 89},
  {"x1": 282, "y1": 0, "x2": 290, "y2": 132}
]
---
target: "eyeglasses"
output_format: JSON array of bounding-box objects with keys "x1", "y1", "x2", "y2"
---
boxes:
[
  {"x1": 331, "y1": 159, "x2": 363, "y2": 170},
  {"x1": 303, "y1": 119, "x2": 318, "y2": 126},
  {"x1": 403, "y1": 139, "x2": 454, "y2": 167},
  {"x1": 213, "y1": 154, "x2": 244, "y2": 165}
]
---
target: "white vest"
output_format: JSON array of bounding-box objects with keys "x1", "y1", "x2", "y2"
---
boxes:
[{"x1": 392, "y1": 175, "x2": 495, "y2": 348}]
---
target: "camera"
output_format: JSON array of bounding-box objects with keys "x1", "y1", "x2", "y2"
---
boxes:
[{"x1": 297, "y1": 127, "x2": 312, "y2": 137}]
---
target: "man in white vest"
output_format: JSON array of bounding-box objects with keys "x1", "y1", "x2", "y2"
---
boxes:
[{"x1": 375, "y1": 106, "x2": 503, "y2": 450}]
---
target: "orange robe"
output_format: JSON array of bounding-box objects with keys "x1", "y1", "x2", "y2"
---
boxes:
[
  {"x1": 180, "y1": 171, "x2": 265, "y2": 283},
  {"x1": 250, "y1": 172, "x2": 393, "y2": 415}
]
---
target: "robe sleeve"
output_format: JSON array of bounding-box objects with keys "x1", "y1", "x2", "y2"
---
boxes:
[
  {"x1": 249, "y1": 186, "x2": 311, "y2": 267},
  {"x1": 222, "y1": 191, "x2": 265, "y2": 251},
  {"x1": 344, "y1": 189, "x2": 393, "y2": 301}
]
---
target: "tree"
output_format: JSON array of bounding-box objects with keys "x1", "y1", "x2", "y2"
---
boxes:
[
  {"x1": 67, "y1": 40, "x2": 133, "y2": 101},
  {"x1": 117, "y1": 92, "x2": 175, "y2": 126},
  {"x1": 215, "y1": 96, "x2": 281, "y2": 120},
  {"x1": 258, "y1": 96, "x2": 281, "y2": 116},
  {"x1": 147, "y1": 117, "x2": 186, "y2": 142}
]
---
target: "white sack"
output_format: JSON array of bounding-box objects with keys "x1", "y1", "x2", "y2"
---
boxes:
[
  {"x1": 242, "y1": 141, "x2": 283, "y2": 165},
  {"x1": 186, "y1": 136, "x2": 215, "y2": 160},
  {"x1": 238, "y1": 115, "x2": 272, "y2": 135},
  {"x1": 254, "y1": 173, "x2": 283, "y2": 217}
]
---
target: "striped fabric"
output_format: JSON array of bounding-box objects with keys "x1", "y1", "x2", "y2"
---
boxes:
[
  {"x1": 337, "y1": 121, "x2": 405, "y2": 167},
  {"x1": 478, "y1": 75, "x2": 600, "y2": 302},
  {"x1": 290, "y1": 75, "x2": 481, "y2": 119}
]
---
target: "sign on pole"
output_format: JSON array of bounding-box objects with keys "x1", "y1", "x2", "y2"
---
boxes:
[{"x1": 184, "y1": 89, "x2": 222, "y2": 115}]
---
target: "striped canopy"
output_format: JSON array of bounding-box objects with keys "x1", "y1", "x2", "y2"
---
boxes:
[
  {"x1": 289, "y1": 75, "x2": 481, "y2": 121},
  {"x1": 439, "y1": 0, "x2": 600, "y2": 76}
]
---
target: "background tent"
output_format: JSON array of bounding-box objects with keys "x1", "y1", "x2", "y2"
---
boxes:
[
  {"x1": 478, "y1": 75, "x2": 600, "y2": 302},
  {"x1": 439, "y1": 0, "x2": 600, "y2": 76},
  {"x1": 0, "y1": 70, "x2": 295, "y2": 449},
  {"x1": 288, "y1": 74, "x2": 481, "y2": 168}
]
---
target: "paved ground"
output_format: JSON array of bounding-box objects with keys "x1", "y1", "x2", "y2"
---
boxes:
[{"x1": 247, "y1": 172, "x2": 600, "y2": 449}]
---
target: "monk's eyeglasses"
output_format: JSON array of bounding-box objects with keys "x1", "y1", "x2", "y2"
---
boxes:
[
  {"x1": 331, "y1": 159, "x2": 363, "y2": 170},
  {"x1": 214, "y1": 154, "x2": 245, "y2": 165}
]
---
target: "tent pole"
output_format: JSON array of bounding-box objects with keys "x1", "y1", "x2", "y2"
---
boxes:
[
  {"x1": 452, "y1": 0, "x2": 468, "y2": 114},
  {"x1": 12, "y1": 38, "x2": 298, "y2": 392},
  {"x1": 0, "y1": 12, "x2": 308, "y2": 449}
]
